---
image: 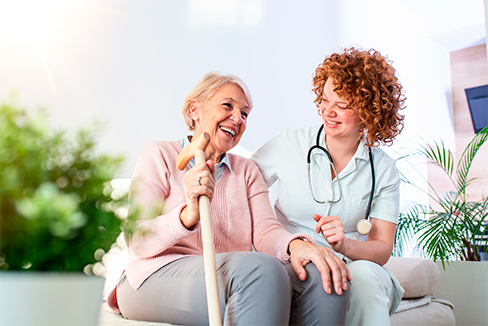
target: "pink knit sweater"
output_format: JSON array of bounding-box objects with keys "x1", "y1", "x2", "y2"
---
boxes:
[{"x1": 107, "y1": 140, "x2": 310, "y2": 312}]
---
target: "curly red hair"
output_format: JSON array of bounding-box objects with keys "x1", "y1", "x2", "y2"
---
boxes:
[{"x1": 312, "y1": 47, "x2": 406, "y2": 147}]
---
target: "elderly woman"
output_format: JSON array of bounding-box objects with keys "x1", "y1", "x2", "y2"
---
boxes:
[
  {"x1": 107, "y1": 72, "x2": 350, "y2": 325},
  {"x1": 251, "y1": 48, "x2": 407, "y2": 325}
]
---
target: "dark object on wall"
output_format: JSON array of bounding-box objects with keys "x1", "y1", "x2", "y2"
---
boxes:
[
  {"x1": 465, "y1": 85, "x2": 488, "y2": 133},
  {"x1": 477, "y1": 221, "x2": 488, "y2": 261}
]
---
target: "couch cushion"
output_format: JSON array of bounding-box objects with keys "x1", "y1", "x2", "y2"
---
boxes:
[
  {"x1": 384, "y1": 257, "x2": 440, "y2": 299},
  {"x1": 390, "y1": 300, "x2": 455, "y2": 326}
]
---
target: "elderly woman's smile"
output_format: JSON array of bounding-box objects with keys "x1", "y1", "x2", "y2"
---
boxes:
[
  {"x1": 220, "y1": 125, "x2": 236, "y2": 137},
  {"x1": 191, "y1": 83, "x2": 251, "y2": 162}
]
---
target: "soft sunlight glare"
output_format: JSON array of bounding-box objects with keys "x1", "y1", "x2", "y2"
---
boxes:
[
  {"x1": 0, "y1": 0, "x2": 65, "y2": 49},
  {"x1": 186, "y1": 0, "x2": 264, "y2": 28},
  {"x1": 0, "y1": 0, "x2": 122, "y2": 107}
]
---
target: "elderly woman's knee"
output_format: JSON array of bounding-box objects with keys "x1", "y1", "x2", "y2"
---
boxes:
[{"x1": 303, "y1": 263, "x2": 350, "y2": 299}]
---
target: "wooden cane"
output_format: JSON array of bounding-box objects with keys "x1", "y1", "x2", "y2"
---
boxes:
[{"x1": 176, "y1": 132, "x2": 222, "y2": 326}]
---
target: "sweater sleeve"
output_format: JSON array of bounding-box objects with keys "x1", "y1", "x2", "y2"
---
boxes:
[
  {"x1": 125, "y1": 141, "x2": 199, "y2": 258},
  {"x1": 244, "y1": 160, "x2": 313, "y2": 263}
]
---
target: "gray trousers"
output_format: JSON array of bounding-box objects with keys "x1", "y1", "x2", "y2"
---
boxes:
[{"x1": 117, "y1": 252, "x2": 349, "y2": 325}]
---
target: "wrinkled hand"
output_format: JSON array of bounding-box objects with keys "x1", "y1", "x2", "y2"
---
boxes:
[
  {"x1": 289, "y1": 239, "x2": 351, "y2": 295},
  {"x1": 180, "y1": 160, "x2": 215, "y2": 229},
  {"x1": 314, "y1": 214, "x2": 346, "y2": 255}
]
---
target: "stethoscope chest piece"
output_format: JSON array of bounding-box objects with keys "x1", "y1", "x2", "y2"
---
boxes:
[{"x1": 356, "y1": 219, "x2": 372, "y2": 235}]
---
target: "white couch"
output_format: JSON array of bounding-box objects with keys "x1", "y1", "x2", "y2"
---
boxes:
[
  {"x1": 386, "y1": 257, "x2": 455, "y2": 325},
  {"x1": 99, "y1": 255, "x2": 455, "y2": 325}
]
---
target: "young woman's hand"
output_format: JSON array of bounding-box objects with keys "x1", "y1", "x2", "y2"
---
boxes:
[
  {"x1": 180, "y1": 160, "x2": 215, "y2": 229},
  {"x1": 288, "y1": 239, "x2": 351, "y2": 295},
  {"x1": 314, "y1": 214, "x2": 347, "y2": 255}
]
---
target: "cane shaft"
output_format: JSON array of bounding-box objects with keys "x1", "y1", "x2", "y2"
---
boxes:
[{"x1": 195, "y1": 149, "x2": 222, "y2": 326}]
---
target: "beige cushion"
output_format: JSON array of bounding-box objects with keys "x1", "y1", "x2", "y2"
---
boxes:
[
  {"x1": 385, "y1": 257, "x2": 441, "y2": 299},
  {"x1": 390, "y1": 300, "x2": 455, "y2": 326}
]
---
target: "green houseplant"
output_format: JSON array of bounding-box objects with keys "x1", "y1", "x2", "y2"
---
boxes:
[
  {"x1": 394, "y1": 126, "x2": 488, "y2": 264},
  {"x1": 0, "y1": 102, "x2": 128, "y2": 325},
  {"x1": 393, "y1": 126, "x2": 488, "y2": 326}
]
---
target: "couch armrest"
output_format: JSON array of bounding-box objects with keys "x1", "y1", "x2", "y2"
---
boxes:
[{"x1": 385, "y1": 257, "x2": 440, "y2": 299}]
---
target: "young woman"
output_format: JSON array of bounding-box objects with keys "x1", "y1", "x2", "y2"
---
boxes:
[{"x1": 252, "y1": 48, "x2": 407, "y2": 325}]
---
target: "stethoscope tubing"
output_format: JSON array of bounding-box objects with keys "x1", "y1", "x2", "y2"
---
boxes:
[{"x1": 307, "y1": 125, "x2": 375, "y2": 234}]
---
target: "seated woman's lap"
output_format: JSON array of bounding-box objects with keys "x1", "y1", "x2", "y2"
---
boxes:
[
  {"x1": 284, "y1": 262, "x2": 350, "y2": 326},
  {"x1": 346, "y1": 260, "x2": 394, "y2": 325},
  {"x1": 117, "y1": 252, "x2": 291, "y2": 325},
  {"x1": 347, "y1": 260, "x2": 393, "y2": 301}
]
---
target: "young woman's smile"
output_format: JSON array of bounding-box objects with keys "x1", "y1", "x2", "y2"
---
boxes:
[{"x1": 319, "y1": 78, "x2": 360, "y2": 141}]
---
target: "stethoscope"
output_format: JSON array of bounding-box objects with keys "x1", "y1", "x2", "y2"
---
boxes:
[{"x1": 306, "y1": 124, "x2": 375, "y2": 235}]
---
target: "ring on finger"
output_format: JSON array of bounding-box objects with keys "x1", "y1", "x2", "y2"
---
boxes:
[{"x1": 197, "y1": 176, "x2": 201, "y2": 186}]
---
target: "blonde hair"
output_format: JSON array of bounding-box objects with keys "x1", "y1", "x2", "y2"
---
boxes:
[{"x1": 182, "y1": 72, "x2": 254, "y2": 131}]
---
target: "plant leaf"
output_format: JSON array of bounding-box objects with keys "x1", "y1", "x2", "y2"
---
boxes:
[
  {"x1": 421, "y1": 140, "x2": 454, "y2": 177},
  {"x1": 457, "y1": 126, "x2": 488, "y2": 195}
]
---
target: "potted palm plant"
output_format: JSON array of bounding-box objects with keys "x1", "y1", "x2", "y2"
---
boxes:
[
  {"x1": 394, "y1": 126, "x2": 488, "y2": 326},
  {"x1": 395, "y1": 126, "x2": 488, "y2": 262},
  {"x1": 0, "y1": 102, "x2": 128, "y2": 326}
]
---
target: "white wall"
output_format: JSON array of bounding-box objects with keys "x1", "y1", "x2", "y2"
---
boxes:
[
  {"x1": 1, "y1": 0, "x2": 486, "y2": 210},
  {"x1": 0, "y1": 0, "x2": 339, "y2": 177},
  {"x1": 335, "y1": 0, "x2": 486, "y2": 210}
]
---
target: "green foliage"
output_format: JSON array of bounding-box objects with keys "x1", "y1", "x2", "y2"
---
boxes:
[
  {"x1": 395, "y1": 127, "x2": 488, "y2": 265},
  {"x1": 0, "y1": 102, "x2": 127, "y2": 272}
]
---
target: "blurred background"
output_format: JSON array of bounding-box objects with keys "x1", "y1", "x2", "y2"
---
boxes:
[{"x1": 1, "y1": 0, "x2": 487, "y2": 205}]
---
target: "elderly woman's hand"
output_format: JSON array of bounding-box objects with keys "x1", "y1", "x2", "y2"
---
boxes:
[
  {"x1": 180, "y1": 160, "x2": 215, "y2": 229},
  {"x1": 288, "y1": 239, "x2": 351, "y2": 295}
]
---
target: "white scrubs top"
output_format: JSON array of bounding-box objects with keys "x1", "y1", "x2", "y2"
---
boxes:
[{"x1": 251, "y1": 125, "x2": 401, "y2": 257}]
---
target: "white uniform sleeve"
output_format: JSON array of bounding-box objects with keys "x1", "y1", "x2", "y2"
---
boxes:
[
  {"x1": 250, "y1": 132, "x2": 285, "y2": 188},
  {"x1": 370, "y1": 158, "x2": 401, "y2": 224}
]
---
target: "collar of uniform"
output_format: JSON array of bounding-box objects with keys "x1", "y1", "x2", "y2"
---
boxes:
[
  {"x1": 179, "y1": 136, "x2": 233, "y2": 173},
  {"x1": 355, "y1": 139, "x2": 371, "y2": 162},
  {"x1": 346, "y1": 139, "x2": 370, "y2": 173},
  {"x1": 310, "y1": 125, "x2": 370, "y2": 162}
]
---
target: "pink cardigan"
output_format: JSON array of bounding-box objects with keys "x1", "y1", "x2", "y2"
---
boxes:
[{"x1": 108, "y1": 140, "x2": 311, "y2": 312}]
